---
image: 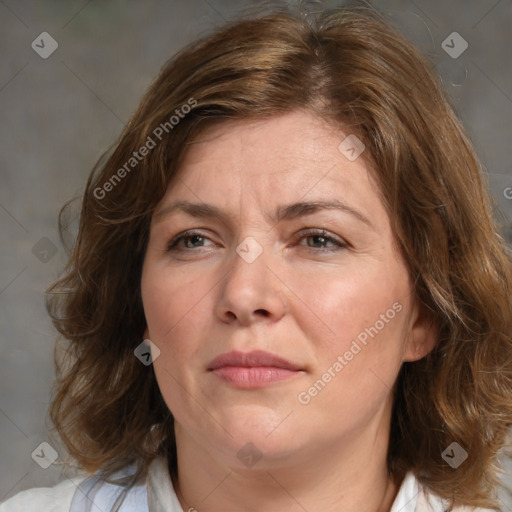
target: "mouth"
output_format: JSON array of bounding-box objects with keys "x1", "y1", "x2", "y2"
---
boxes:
[{"x1": 207, "y1": 350, "x2": 304, "y2": 389}]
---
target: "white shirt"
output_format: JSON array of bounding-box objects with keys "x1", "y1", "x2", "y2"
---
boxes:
[{"x1": 0, "y1": 456, "x2": 493, "y2": 512}]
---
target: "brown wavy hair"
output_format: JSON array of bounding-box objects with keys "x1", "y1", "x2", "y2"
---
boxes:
[{"x1": 47, "y1": 4, "x2": 512, "y2": 509}]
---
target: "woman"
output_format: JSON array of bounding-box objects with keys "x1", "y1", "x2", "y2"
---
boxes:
[{"x1": 2, "y1": 4, "x2": 511, "y2": 512}]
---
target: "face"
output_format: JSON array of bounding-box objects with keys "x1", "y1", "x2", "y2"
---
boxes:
[{"x1": 141, "y1": 110, "x2": 434, "y2": 469}]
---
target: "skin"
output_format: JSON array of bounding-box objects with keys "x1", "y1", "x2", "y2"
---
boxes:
[{"x1": 141, "y1": 110, "x2": 436, "y2": 512}]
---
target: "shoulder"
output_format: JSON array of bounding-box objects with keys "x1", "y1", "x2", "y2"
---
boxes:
[
  {"x1": 0, "y1": 464, "x2": 149, "y2": 512},
  {"x1": 418, "y1": 482, "x2": 497, "y2": 512},
  {"x1": 393, "y1": 472, "x2": 497, "y2": 512},
  {"x1": 0, "y1": 475, "x2": 87, "y2": 512}
]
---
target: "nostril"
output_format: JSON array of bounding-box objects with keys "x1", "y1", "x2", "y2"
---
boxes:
[{"x1": 254, "y1": 309, "x2": 270, "y2": 317}]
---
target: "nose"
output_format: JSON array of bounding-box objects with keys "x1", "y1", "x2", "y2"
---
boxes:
[{"x1": 215, "y1": 242, "x2": 286, "y2": 326}]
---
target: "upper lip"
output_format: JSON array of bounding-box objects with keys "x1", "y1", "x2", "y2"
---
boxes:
[{"x1": 208, "y1": 350, "x2": 302, "y2": 371}]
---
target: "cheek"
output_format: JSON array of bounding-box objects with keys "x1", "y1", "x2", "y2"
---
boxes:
[
  {"x1": 141, "y1": 269, "x2": 214, "y2": 415},
  {"x1": 289, "y1": 263, "x2": 408, "y2": 350},
  {"x1": 141, "y1": 269, "x2": 214, "y2": 380},
  {"x1": 291, "y1": 265, "x2": 409, "y2": 410},
  {"x1": 142, "y1": 265, "x2": 208, "y2": 339}
]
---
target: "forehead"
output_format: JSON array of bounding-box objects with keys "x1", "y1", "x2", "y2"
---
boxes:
[
  {"x1": 162, "y1": 110, "x2": 387, "y2": 223},
  {"x1": 181, "y1": 111, "x2": 358, "y2": 175}
]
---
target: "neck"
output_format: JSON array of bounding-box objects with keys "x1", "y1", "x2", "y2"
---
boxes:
[{"x1": 171, "y1": 406, "x2": 401, "y2": 512}]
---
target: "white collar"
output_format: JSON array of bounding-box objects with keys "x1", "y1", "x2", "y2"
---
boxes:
[
  {"x1": 390, "y1": 471, "x2": 451, "y2": 512},
  {"x1": 146, "y1": 457, "x2": 451, "y2": 512},
  {"x1": 147, "y1": 457, "x2": 183, "y2": 511}
]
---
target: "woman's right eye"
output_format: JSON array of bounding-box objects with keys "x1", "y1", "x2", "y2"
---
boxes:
[{"x1": 166, "y1": 231, "x2": 216, "y2": 252}]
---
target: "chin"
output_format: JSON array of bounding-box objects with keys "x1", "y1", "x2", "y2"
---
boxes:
[{"x1": 199, "y1": 405, "x2": 305, "y2": 459}]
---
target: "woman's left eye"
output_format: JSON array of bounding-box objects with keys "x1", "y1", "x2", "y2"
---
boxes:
[{"x1": 297, "y1": 230, "x2": 347, "y2": 250}]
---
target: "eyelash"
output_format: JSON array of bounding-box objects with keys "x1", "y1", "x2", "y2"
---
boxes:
[{"x1": 166, "y1": 229, "x2": 347, "y2": 253}]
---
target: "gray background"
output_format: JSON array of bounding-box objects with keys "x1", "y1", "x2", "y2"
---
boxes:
[{"x1": 1, "y1": 0, "x2": 511, "y2": 508}]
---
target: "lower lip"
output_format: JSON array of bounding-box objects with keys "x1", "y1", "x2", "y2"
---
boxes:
[{"x1": 211, "y1": 367, "x2": 301, "y2": 389}]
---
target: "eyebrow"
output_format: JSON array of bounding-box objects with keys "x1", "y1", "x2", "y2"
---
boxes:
[{"x1": 153, "y1": 199, "x2": 374, "y2": 229}]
